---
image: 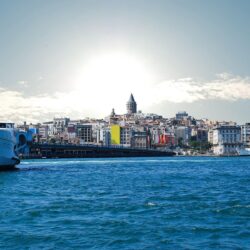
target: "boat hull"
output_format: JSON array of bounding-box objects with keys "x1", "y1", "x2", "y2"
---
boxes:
[{"x1": 0, "y1": 129, "x2": 20, "y2": 169}]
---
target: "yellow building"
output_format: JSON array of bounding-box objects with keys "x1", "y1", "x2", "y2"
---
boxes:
[{"x1": 111, "y1": 125, "x2": 120, "y2": 145}]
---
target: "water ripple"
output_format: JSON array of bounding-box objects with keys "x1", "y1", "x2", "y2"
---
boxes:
[{"x1": 0, "y1": 156, "x2": 250, "y2": 249}]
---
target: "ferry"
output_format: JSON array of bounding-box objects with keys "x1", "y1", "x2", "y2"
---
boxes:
[{"x1": 0, "y1": 122, "x2": 20, "y2": 170}]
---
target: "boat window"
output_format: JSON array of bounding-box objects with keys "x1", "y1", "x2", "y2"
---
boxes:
[{"x1": 0, "y1": 123, "x2": 14, "y2": 128}]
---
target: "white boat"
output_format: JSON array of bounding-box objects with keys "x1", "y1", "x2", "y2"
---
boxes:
[
  {"x1": 237, "y1": 147, "x2": 250, "y2": 156},
  {"x1": 0, "y1": 122, "x2": 20, "y2": 169}
]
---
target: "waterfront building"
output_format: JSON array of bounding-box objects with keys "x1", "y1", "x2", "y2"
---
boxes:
[
  {"x1": 212, "y1": 125, "x2": 241, "y2": 155},
  {"x1": 99, "y1": 128, "x2": 111, "y2": 146},
  {"x1": 90, "y1": 122, "x2": 107, "y2": 145},
  {"x1": 126, "y1": 93, "x2": 137, "y2": 114},
  {"x1": 91, "y1": 124, "x2": 99, "y2": 144},
  {"x1": 208, "y1": 129, "x2": 214, "y2": 144},
  {"x1": 148, "y1": 126, "x2": 175, "y2": 148},
  {"x1": 76, "y1": 124, "x2": 92, "y2": 143},
  {"x1": 241, "y1": 123, "x2": 250, "y2": 147},
  {"x1": 110, "y1": 124, "x2": 131, "y2": 146},
  {"x1": 131, "y1": 131, "x2": 148, "y2": 148},
  {"x1": 120, "y1": 126, "x2": 131, "y2": 146}
]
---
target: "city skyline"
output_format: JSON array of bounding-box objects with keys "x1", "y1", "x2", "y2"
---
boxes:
[{"x1": 1, "y1": 0, "x2": 250, "y2": 123}]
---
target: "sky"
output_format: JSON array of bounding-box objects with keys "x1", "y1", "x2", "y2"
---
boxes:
[{"x1": 0, "y1": 0, "x2": 250, "y2": 124}]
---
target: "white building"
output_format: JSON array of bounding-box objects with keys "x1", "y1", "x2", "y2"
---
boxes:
[
  {"x1": 38, "y1": 125, "x2": 49, "y2": 141},
  {"x1": 208, "y1": 129, "x2": 214, "y2": 144},
  {"x1": 99, "y1": 128, "x2": 111, "y2": 146},
  {"x1": 53, "y1": 118, "x2": 70, "y2": 135},
  {"x1": 151, "y1": 127, "x2": 160, "y2": 144},
  {"x1": 212, "y1": 125, "x2": 241, "y2": 155},
  {"x1": 241, "y1": 123, "x2": 250, "y2": 147}
]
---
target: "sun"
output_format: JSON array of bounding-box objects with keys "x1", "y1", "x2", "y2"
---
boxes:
[
  {"x1": 77, "y1": 52, "x2": 151, "y2": 92},
  {"x1": 72, "y1": 52, "x2": 153, "y2": 114}
]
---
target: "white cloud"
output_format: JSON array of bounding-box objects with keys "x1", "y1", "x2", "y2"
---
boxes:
[
  {"x1": 140, "y1": 73, "x2": 250, "y2": 107},
  {"x1": 0, "y1": 89, "x2": 97, "y2": 123},
  {"x1": 1, "y1": 73, "x2": 250, "y2": 123}
]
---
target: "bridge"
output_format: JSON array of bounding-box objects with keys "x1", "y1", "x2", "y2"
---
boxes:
[{"x1": 26, "y1": 143, "x2": 175, "y2": 158}]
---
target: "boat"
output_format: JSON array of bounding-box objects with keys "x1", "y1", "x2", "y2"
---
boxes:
[
  {"x1": 0, "y1": 122, "x2": 20, "y2": 170},
  {"x1": 237, "y1": 147, "x2": 250, "y2": 156}
]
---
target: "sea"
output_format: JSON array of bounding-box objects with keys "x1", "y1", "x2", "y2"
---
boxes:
[{"x1": 0, "y1": 157, "x2": 250, "y2": 249}]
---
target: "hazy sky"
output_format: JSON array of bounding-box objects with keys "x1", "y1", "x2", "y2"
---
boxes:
[{"x1": 1, "y1": 0, "x2": 250, "y2": 123}]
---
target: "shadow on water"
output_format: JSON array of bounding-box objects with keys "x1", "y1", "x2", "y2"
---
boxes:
[
  {"x1": 0, "y1": 166, "x2": 51, "y2": 172},
  {"x1": 0, "y1": 166, "x2": 20, "y2": 172}
]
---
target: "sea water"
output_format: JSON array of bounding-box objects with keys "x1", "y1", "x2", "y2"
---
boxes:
[{"x1": 0, "y1": 157, "x2": 250, "y2": 249}]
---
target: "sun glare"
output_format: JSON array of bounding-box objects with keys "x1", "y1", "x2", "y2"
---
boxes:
[
  {"x1": 71, "y1": 52, "x2": 155, "y2": 114},
  {"x1": 76, "y1": 52, "x2": 152, "y2": 96}
]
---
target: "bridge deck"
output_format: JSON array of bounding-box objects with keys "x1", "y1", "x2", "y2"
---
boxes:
[{"x1": 27, "y1": 143, "x2": 175, "y2": 158}]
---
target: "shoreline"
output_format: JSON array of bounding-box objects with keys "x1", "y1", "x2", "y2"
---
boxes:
[{"x1": 20, "y1": 154, "x2": 248, "y2": 160}]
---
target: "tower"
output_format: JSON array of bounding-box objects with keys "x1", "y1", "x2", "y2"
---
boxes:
[
  {"x1": 126, "y1": 93, "x2": 137, "y2": 114},
  {"x1": 110, "y1": 108, "x2": 115, "y2": 117}
]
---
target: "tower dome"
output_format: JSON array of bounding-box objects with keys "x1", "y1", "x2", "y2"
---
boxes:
[{"x1": 126, "y1": 93, "x2": 137, "y2": 114}]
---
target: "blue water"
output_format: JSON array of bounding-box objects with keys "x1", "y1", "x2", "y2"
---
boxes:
[{"x1": 0, "y1": 157, "x2": 250, "y2": 249}]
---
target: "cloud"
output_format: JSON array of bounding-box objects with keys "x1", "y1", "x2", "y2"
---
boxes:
[
  {"x1": 140, "y1": 73, "x2": 250, "y2": 106},
  {"x1": 1, "y1": 73, "x2": 250, "y2": 123},
  {"x1": 0, "y1": 89, "x2": 94, "y2": 124}
]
